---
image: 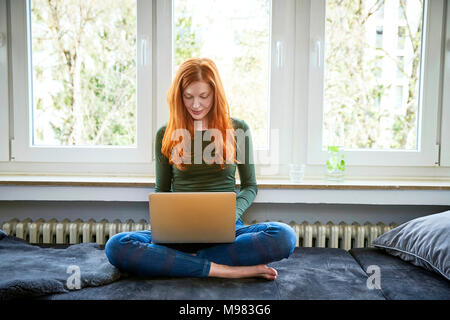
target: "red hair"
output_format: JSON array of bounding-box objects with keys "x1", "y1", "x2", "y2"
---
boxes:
[{"x1": 161, "y1": 58, "x2": 238, "y2": 170}]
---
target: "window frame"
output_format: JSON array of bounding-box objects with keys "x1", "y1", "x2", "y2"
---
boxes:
[
  {"x1": 306, "y1": 0, "x2": 444, "y2": 167},
  {"x1": 440, "y1": 0, "x2": 450, "y2": 167},
  {"x1": 0, "y1": 0, "x2": 9, "y2": 162},
  {"x1": 8, "y1": 0, "x2": 153, "y2": 163}
]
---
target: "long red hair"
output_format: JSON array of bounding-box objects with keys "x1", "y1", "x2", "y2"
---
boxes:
[{"x1": 161, "y1": 58, "x2": 237, "y2": 170}]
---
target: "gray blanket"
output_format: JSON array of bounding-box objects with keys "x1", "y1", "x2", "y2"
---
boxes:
[{"x1": 0, "y1": 229, "x2": 123, "y2": 300}]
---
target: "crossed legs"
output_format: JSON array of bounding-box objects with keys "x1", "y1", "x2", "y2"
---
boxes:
[{"x1": 105, "y1": 221, "x2": 297, "y2": 280}]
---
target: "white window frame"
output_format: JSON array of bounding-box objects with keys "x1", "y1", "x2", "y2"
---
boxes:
[
  {"x1": 9, "y1": 0, "x2": 153, "y2": 163},
  {"x1": 307, "y1": 0, "x2": 445, "y2": 167},
  {"x1": 154, "y1": 0, "x2": 296, "y2": 177},
  {"x1": 441, "y1": 0, "x2": 450, "y2": 167},
  {"x1": 0, "y1": 0, "x2": 9, "y2": 162}
]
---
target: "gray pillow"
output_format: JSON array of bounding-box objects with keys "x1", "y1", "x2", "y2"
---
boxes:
[{"x1": 372, "y1": 210, "x2": 450, "y2": 281}]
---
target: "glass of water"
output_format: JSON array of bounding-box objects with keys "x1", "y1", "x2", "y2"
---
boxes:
[
  {"x1": 289, "y1": 163, "x2": 305, "y2": 183},
  {"x1": 326, "y1": 145, "x2": 345, "y2": 181}
]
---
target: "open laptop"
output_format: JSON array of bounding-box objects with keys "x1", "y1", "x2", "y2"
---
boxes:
[{"x1": 149, "y1": 192, "x2": 236, "y2": 244}]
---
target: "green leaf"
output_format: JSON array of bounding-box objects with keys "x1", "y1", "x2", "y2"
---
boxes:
[
  {"x1": 328, "y1": 145, "x2": 340, "y2": 152},
  {"x1": 338, "y1": 159, "x2": 346, "y2": 171}
]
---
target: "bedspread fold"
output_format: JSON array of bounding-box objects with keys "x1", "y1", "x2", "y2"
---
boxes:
[{"x1": 0, "y1": 229, "x2": 123, "y2": 300}]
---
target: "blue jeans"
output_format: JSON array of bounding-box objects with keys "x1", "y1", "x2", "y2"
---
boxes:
[{"x1": 105, "y1": 220, "x2": 297, "y2": 278}]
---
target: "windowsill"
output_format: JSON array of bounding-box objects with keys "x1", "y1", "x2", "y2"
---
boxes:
[
  {"x1": 0, "y1": 174, "x2": 450, "y2": 205},
  {"x1": 0, "y1": 174, "x2": 450, "y2": 189}
]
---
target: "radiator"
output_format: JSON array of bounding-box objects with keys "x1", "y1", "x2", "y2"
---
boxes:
[
  {"x1": 288, "y1": 221, "x2": 397, "y2": 250},
  {"x1": 1, "y1": 218, "x2": 150, "y2": 246},
  {"x1": 1, "y1": 218, "x2": 397, "y2": 250}
]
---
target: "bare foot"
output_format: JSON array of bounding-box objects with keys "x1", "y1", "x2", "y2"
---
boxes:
[{"x1": 208, "y1": 262, "x2": 277, "y2": 281}]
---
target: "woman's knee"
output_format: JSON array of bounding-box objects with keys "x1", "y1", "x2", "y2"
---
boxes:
[
  {"x1": 269, "y1": 222, "x2": 297, "y2": 257},
  {"x1": 105, "y1": 231, "x2": 142, "y2": 268},
  {"x1": 105, "y1": 232, "x2": 126, "y2": 268},
  {"x1": 105, "y1": 230, "x2": 154, "y2": 270}
]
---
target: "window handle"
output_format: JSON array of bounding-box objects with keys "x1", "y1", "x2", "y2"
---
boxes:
[
  {"x1": 314, "y1": 39, "x2": 321, "y2": 68},
  {"x1": 276, "y1": 41, "x2": 283, "y2": 68},
  {"x1": 0, "y1": 33, "x2": 5, "y2": 48},
  {"x1": 140, "y1": 36, "x2": 149, "y2": 66}
]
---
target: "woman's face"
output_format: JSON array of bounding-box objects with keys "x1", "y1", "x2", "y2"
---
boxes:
[{"x1": 182, "y1": 81, "x2": 214, "y2": 124}]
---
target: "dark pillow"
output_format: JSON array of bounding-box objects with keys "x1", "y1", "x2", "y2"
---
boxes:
[{"x1": 372, "y1": 210, "x2": 449, "y2": 281}]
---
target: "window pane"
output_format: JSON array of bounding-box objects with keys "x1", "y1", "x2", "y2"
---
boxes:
[
  {"x1": 173, "y1": 0, "x2": 271, "y2": 150},
  {"x1": 375, "y1": 25, "x2": 383, "y2": 49},
  {"x1": 397, "y1": 26, "x2": 406, "y2": 50},
  {"x1": 323, "y1": 0, "x2": 424, "y2": 150},
  {"x1": 394, "y1": 85, "x2": 404, "y2": 108},
  {"x1": 396, "y1": 56, "x2": 404, "y2": 78},
  {"x1": 30, "y1": 0, "x2": 137, "y2": 146}
]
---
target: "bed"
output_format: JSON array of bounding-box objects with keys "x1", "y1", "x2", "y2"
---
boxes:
[{"x1": 1, "y1": 211, "x2": 449, "y2": 300}]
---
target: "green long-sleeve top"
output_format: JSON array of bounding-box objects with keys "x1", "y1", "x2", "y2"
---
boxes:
[{"x1": 155, "y1": 117, "x2": 258, "y2": 222}]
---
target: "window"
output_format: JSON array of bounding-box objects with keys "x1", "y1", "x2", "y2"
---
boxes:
[
  {"x1": 0, "y1": 0, "x2": 9, "y2": 162},
  {"x1": 374, "y1": 55, "x2": 383, "y2": 79},
  {"x1": 441, "y1": 2, "x2": 450, "y2": 167},
  {"x1": 394, "y1": 85, "x2": 403, "y2": 109},
  {"x1": 375, "y1": 26, "x2": 383, "y2": 49},
  {"x1": 8, "y1": 0, "x2": 152, "y2": 163},
  {"x1": 155, "y1": 0, "x2": 296, "y2": 175},
  {"x1": 2, "y1": 0, "x2": 448, "y2": 177},
  {"x1": 397, "y1": 26, "x2": 406, "y2": 50},
  {"x1": 308, "y1": 0, "x2": 444, "y2": 166},
  {"x1": 396, "y1": 56, "x2": 404, "y2": 79},
  {"x1": 375, "y1": 0, "x2": 384, "y2": 20},
  {"x1": 30, "y1": 0, "x2": 137, "y2": 147}
]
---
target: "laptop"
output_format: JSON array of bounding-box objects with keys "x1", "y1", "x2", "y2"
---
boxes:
[{"x1": 149, "y1": 192, "x2": 236, "y2": 244}]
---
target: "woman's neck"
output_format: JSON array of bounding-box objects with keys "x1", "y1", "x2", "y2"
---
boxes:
[{"x1": 193, "y1": 119, "x2": 209, "y2": 131}]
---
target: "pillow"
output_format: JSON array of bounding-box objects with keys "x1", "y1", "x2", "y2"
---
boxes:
[{"x1": 372, "y1": 210, "x2": 450, "y2": 281}]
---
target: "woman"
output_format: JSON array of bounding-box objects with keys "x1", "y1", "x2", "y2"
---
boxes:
[{"x1": 105, "y1": 58, "x2": 297, "y2": 280}]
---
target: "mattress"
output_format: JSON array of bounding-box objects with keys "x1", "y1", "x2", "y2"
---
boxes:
[
  {"x1": 349, "y1": 248, "x2": 450, "y2": 300},
  {"x1": 37, "y1": 247, "x2": 386, "y2": 300},
  {"x1": 30, "y1": 246, "x2": 450, "y2": 300}
]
